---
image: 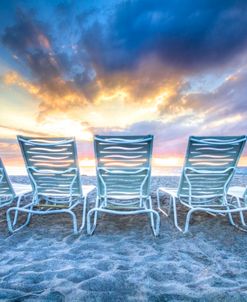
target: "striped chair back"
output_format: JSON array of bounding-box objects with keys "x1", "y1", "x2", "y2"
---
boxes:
[
  {"x1": 178, "y1": 136, "x2": 246, "y2": 203},
  {"x1": 17, "y1": 136, "x2": 82, "y2": 201},
  {"x1": 0, "y1": 158, "x2": 15, "y2": 206},
  {"x1": 94, "y1": 135, "x2": 153, "y2": 201}
]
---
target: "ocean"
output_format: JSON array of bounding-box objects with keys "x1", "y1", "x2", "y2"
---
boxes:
[{"x1": 6, "y1": 166, "x2": 247, "y2": 176}]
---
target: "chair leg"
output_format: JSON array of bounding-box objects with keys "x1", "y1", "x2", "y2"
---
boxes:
[
  {"x1": 7, "y1": 207, "x2": 33, "y2": 233},
  {"x1": 184, "y1": 208, "x2": 197, "y2": 233},
  {"x1": 148, "y1": 197, "x2": 155, "y2": 231},
  {"x1": 156, "y1": 189, "x2": 170, "y2": 217},
  {"x1": 225, "y1": 205, "x2": 236, "y2": 226},
  {"x1": 64, "y1": 210, "x2": 78, "y2": 234},
  {"x1": 87, "y1": 196, "x2": 100, "y2": 235},
  {"x1": 148, "y1": 197, "x2": 154, "y2": 223},
  {"x1": 151, "y1": 210, "x2": 160, "y2": 236},
  {"x1": 79, "y1": 195, "x2": 88, "y2": 232},
  {"x1": 13, "y1": 195, "x2": 23, "y2": 226},
  {"x1": 25, "y1": 211, "x2": 33, "y2": 226},
  {"x1": 147, "y1": 197, "x2": 160, "y2": 236},
  {"x1": 7, "y1": 208, "x2": 15, "y2": 233},
  {"x1": 171, "y1": 196, "x2": 182, "y2": 232},
  {"x1": 73, "y1": 213, "x2": 78, "y2": 234},
  {"x1": 235, "y1": 197, "x2": 247, "y2": 226},
  {"x1": 147, "y1": 208, "x2": 160, "y2": 236},
  {"x1": 87, "y1": 208, "x2": 98, "y2": 235},
  {"x1": 156, "y1": 189, "x2": 161, "y2": 209},
  {"x1": 57, "y1": 209, "x2": 78, "y2": 234},
  {"x1": 167, "y1": 196, "x2": 172, "y2": 216}
]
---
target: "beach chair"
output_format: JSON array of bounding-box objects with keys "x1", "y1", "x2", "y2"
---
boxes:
[
  {"x1": 228, "y1": 185, "x2": 247, "y2": 226},
  {"x1": 87, "y1": 135, "x2": 160, "y2": 236},
  {"x1": 0, "y1": 158, "x2": 32, "y2": 223},
  {"x1": 7, "y1": 136, "x2": 95, "y2": 234},
  {"x1": 157, "y1": 136, "x2": 246, "y2": 233}
]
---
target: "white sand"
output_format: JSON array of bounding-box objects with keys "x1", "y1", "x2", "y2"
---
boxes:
[{"x1": 1, "y1": 175, "x2": 247, "y2": 301}]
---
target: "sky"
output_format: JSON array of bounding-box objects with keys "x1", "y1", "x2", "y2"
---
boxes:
[{"x1": 0, "y1": 0, "x2": 247, "y2": 173}]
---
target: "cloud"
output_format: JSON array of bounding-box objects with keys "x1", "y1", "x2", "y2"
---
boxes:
[
  {"x1": 87, "y1": 66, "x2": 247, "y2": 158},
  {"x1": 80, "y1": 0, "x2": 247, "y2": 73},
  {"x1": 2, "y1": 71, "x2": 89, "y2": 120},
  {"x1": 1, "y1": 8, "x2": 119, "y2": 119},
  {"x1": 0, "y1": 124, "x2": 51, "y2": 137},
  {"x1": 0, "y1": 139, "x2": 22, "y2": 164},
  {"x1": 1, "y1": 0, "x2": 247, "y2": 147},
  {"x1": 1, "y1": 8, "x2": 77, "y2": 81},
  {"x1": 187, "y1": 71, "x2": 247, "y2": 134},
  {"x1": 1, "y1": 9, "x2": 92, "y2": 119}
]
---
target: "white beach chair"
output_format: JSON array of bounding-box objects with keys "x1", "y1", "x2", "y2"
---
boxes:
[
  {"x1": 156, "y1": 136, "x2": 246, "y2": 233},
  {"x1": 87, "y1": 135, "x2": 160, "y2": 236},
  {"x1": 0, "y1": 158, "x2": 32, "y2": 223},
  {"x1": 7, "y1": 136, "x2": 95, "y2": 234}
]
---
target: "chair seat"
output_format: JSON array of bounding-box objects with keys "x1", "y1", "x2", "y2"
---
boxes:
[
  {"x1": 12, "y1": 183, "x2": 32, "y2": 196},
  {"x1": 228, "y1": 186, "x2": 246, "y2": 199},
  {"x1": 11, "y1": 183, "x2": 95, "y2": 197},
  {"x1": 34, "y1": 203, "x2": 69, "y2": 210},
  {"x1": 23, "y1": 185, "x2": 96, "y2": 210},
  {"x1": 102, "y1": 206, "x2": 144, "y2": 212}
]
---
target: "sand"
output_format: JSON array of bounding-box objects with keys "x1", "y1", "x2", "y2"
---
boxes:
[{"x1": 1, "y1": 174, "x2": 247, "y2": 301}]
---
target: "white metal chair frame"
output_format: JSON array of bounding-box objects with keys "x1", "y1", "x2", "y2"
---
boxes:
[
  {"x1": 0, "y1": 159, "x2": 32, "y2": 223},
  {"x1": 157, "y1": 136, "x2": 246, "y2": 233},
  {"x1": 87, "y1": 136, "x2": 160, "y2": 236},
  {"x1": 7, "y1": 137, "x2": 94, "y2": 234},
  {"x1": 228, "y1": 185, "x2": 247, "y2": 227}
]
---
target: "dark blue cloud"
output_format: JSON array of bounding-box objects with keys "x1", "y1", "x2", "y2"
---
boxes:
[
  {"x1": 80, "y1": 0, "x2": 247, "y2": 73},
  {"x1": 2, "y1": 0, "x2": 247, "y2": 78},
  {"x1": 1, "y1": 0, "x2": 247, "y2": 117},
  {"x1": 3, "y1": 1, "x2": 247, "y2": 81},
  {"x1": 2, "y1": 9, "x2": 66, "y2": 79}
]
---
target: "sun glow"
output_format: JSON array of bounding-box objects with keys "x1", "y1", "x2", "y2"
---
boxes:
[{"x1": 41, "y1": 118, "x2": 93, "y2": 141}]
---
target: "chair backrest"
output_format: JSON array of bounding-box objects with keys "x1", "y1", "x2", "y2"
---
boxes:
[
  {"x1": 178, "y1": 136, "x2": 246, "y2": 202},
  {"x1": 94, "y1": 135, "x2": 153, "y2": 201},
  {"x1": 17, "y1": 136, "x2": 82, "y2": 200},
  {"x1": 0, "y1": 158, "x2": 15, "y2": 206}
]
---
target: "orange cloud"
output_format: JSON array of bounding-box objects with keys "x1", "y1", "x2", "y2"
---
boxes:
[
  {"x1": 3, "y1": 71, "x2": 39, "y2": 94},
  {"x1": 3, "y1": 71, "x2": 89, "y2": 120}
]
